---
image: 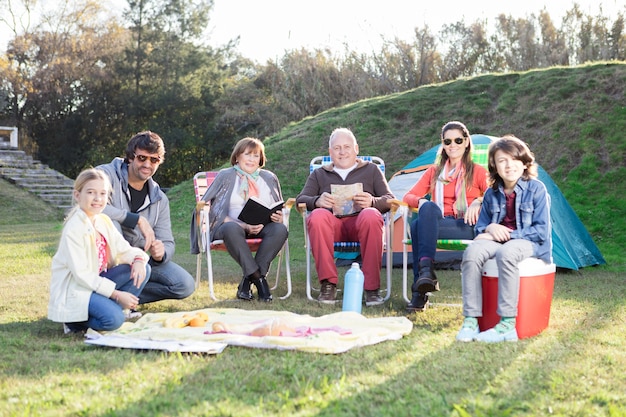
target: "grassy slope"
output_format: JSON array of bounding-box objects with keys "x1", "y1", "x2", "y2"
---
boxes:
[
  {"x1": 168, "y1": 62, "x2": 626, "y2": 269},
  {"x1": 3, "y1": 63, "x2": 625, "y2": 417}
]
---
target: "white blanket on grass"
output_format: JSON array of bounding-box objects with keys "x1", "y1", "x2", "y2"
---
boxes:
[{"x1": 84, "y1": 308, "x2": 413, "y2": 354}]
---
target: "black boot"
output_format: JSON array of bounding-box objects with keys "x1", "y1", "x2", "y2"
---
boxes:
[
  {"x1": 412, "y1": 258, "x2": 440, "y2": 294},
  {"x1": 251, "y1": 276, "x2": 273, "y2": 302},
  {"x1": 406, "y1": 291, "x2": 429, "y2": 312},
  {"x1": 236, "y1": 276, "x2": 254, "y2": 301}
]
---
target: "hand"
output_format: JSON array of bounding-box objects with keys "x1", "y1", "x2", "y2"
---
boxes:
[
  {"x1": 137, "y1": 217, "x2": 156, "y2": 252},
  {"x1": 149, "y1": 239, "x2": 165, "y2": 262},
  {"x1": 418, "y1": 198, "x2": 429, "y2": 210},
  {"x1": 315, "y1": 192, "x2": 335, "y2": 209},
  {"x1": 270, "y1": 210, "x2": 283, "y2": 223},
  {"x1": 246, "y1": 223, "x2": 264, "y2": 235},
  {"x1": 484, "y1": 223, "x2": 512, "y2": 242},
  {"x1": 114, "y1": 290, "x2": 139, "y2": 310},
  {"x1": 353, "y1": 192, "x2": 374, "y2": 210},
  {"x1": 131, "y1": 260, "x2": 147, "y2": 288},
  {"x1": 464, "y1": 200, "x2": 482, "y2": 226}
]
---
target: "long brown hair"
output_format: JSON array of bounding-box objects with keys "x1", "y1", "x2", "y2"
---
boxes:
[{"x1": 431, "y1": 121, "x2": 475, "y2": 193}]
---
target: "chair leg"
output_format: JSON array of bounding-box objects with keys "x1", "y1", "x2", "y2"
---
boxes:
[
  {"x1": 195, "y1": 253, "x2": 202, "y2": 290},
  {"x1": 305, "y1": 234, "x2": 315, "y2": 301},
  {"x1": 206, "y1": 246, "x2": 217, "y2": 301},
  {"x1": 278, "y1": 240, "x2": 292, "y2": 300}
]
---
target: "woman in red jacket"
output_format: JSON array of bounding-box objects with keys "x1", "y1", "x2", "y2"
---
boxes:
[{"x1": 402, "y1": 121, "x2": 489, "y2": 311}]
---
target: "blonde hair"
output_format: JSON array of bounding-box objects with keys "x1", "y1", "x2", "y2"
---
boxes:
[{"x1": 65, "y1": 168, "x2": 111, "y2": 221}]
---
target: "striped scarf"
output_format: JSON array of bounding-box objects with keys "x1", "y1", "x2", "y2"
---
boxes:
[
  {"x1": 234, "y1": 165, "x2": 260, "y2": 200},
  {"x1": 434, "y1": 160, "x2": 468, "y2": 218}
]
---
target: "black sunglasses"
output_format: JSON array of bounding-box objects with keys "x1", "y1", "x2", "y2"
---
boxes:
[
  {"x1": 442, "y1": 137, "x2": 466, "y2": 146},
  {"x1": 134, "y1": 153, "x2": 161, "y2": 164}
]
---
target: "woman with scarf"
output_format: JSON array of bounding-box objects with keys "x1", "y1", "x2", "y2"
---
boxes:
[
  {"x1": 402, "y1": 121, "x2": 489, "y2": 312},
  {"x1": 195, "y1": 137, "x2": 287, "y2": 302}
]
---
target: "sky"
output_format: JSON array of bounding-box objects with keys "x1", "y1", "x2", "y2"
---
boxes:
[
  {"x1": 0, "y1": 0, "x2": 624, "y2": 62},
  {"x1": 205, "y1": 0, "x2": 625, "y2": 63}
]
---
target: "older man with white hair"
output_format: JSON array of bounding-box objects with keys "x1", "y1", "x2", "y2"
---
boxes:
[{"x1": 296, "y1": 128, "x2": 394, "y2": 306}]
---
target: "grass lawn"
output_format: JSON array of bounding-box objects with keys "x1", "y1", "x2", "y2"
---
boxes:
[{"x1": 1, "y1": 209, "x2": 625, "y2": 416}]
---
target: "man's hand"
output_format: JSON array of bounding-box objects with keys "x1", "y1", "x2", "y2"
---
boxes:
[
  {"x1": 270, "y1": 210, "x2": 283, "y2": 223},
  {"x1": 353, "y1": 191, "x2": 374, "y2": 210},
  {"x1": 149, "y1": 239, "x2": 165, "y2": 262},
  {"x1": 137, "y1": 216, "x2": 155, "y2": 252},
  {"x1": 315, "y1": 192, "x2": 335, "y2": 209}
]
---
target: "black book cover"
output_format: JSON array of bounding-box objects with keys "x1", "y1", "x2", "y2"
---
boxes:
[{"x1": 238, "y1": 196, "x2": 284, "y2": 225}]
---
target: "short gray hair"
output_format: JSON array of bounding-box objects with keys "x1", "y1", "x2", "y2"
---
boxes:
[{"x1": 328, "y1": 127, "x2": 357, "y2": 147}]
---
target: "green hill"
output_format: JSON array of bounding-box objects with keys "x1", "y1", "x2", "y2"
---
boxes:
[{"x1": 169, "y1": 62, "x2": 626, "y2": 269}]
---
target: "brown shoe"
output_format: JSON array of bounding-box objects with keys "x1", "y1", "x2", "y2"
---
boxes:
[
  {"x1": 318, "y1": 280, "x2": 337, "y2": 304},
  {"x1": 365, "y1": 289, "x2": 384, "y2": 306}
]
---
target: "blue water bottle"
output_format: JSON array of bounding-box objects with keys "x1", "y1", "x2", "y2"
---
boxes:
[{"x1": 342, "y1": 262, "x2": 365, "y2": 313}]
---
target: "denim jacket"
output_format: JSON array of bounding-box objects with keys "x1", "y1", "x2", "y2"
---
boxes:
[{"x1": 476, "y1": 178, "x2": 552, "y2": 263}]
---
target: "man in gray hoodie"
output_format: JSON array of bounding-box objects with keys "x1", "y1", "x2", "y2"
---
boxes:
[{"x1": 98, "y1": 131, "x2": 195, "y2": 305}]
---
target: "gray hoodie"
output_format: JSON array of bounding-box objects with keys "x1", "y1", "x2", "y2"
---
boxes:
[{"x1": 97, "y1": 157, "x2": 175, "y2": 265}]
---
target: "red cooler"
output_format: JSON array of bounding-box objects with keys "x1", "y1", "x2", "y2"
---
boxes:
[{"x1": 478, "y1": 257, "x2": 556, "y2": 339}]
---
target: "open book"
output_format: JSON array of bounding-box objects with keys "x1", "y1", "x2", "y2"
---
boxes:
[
  {"x1": 238, "y1": 196, "x2": 284, "y2": 225},
  {"x1": 331, "y1": 183, "x2": 363, "y2": 216}
]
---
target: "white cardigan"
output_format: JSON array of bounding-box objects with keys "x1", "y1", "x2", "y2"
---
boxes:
[{"x1": 48, "y1": 209, "x2": 149, "y2": 323}]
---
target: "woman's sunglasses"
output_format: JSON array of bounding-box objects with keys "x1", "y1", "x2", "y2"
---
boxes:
[{"x1": 442, "y1": 137, "x2": 466, "y2": 146}]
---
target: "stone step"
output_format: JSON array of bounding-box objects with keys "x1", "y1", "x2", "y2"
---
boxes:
[{"x1": 0, "y1": 149, "x2": 75, "y2": 213}]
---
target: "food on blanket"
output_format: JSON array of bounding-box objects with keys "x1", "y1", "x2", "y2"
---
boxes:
[
  {"x1": 164, "y1": 317, "x2": 189, "y2": 328},
  {"x1": 209, "y1": 318, "x2": 295, "y2": 336},
  {"x1": 212, "y1": 322, "x2": 229, "y2": 333},
  {"x1": 164, "y1": 312, "x2": 209, "y2": 328},
  {"x1": 189, "y1": 316, "x2": 208, "y2": 327}
]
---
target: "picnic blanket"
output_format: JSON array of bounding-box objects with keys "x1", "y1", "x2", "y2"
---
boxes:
[{"x1": 85, "y1": 308, "x2": 413, "y2": 354}]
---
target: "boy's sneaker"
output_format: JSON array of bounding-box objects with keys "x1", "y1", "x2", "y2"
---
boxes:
[
  {"x1": 318, "y1": 280, "x2": 337, "y2": 304},
  {"x1": 455, "y1": 317, "x2": 479, "y2": 342},
  {"x1": 365, "y1": 289, "x2": 384, "y2": 306},
  {"x1": 475, "y1": 319, "x2": 518, "y2": 343}
]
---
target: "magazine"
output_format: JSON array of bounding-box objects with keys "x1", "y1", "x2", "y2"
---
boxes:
[
  {"x1": 331, "y1": 183, "x2": 363, "y2": 216},
  {"x1": 238, "y1": 196, "x2": 284, "y2": 225}
]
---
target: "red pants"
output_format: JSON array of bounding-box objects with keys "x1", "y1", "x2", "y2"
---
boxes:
[{"x1": 306, "y1": 208, "x2": 383, "y2": 290}]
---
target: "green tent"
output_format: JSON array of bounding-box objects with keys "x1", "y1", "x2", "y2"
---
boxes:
[{"x1": 388, "y1": 134, "x2": 605, "y2": 270}]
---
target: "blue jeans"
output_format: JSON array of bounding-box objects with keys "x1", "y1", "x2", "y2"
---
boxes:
[
  {"x1": 67, "y1": 263, "x2": 151, "y2": 332},
  {"x1": 410, "y1": 202, "x2": 475, "y2": 281},
  {"x1": 138, "y1": 261, "x2": 195, "y2": 304}
]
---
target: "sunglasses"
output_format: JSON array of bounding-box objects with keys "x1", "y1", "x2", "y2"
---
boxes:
[
  {"x1": 134, "y1": 153, "x2": 161, "y2": 164},
  {"x1": 442, "y1": 137, "x2": 466, "y2": 146}
]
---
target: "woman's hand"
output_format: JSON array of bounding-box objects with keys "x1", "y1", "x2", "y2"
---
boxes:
[
  {"x1": 464, "y1": 199, "x2": 482, "y2": 226},
  {"x1": 245, "y1": 223, "x2": 264, "y2": 235},
  {"x1": 270, "y1": 210, "x2": 283, "y2": 223}
]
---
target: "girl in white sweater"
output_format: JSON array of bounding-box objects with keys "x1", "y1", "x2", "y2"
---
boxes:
[{"x1": 48, "y1": 168, "x2": 150, "y2": 333}]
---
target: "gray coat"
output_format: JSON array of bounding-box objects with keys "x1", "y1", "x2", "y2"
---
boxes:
[{"x1": 190, "y1": 167, "x2": 283, "y2": 254}]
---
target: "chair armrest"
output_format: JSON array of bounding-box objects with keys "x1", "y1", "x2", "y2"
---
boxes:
[
  {"x1": 388, "y1": 198, "x2": 406, "y2": 215},
  {"x1": 296, "y1": 202, "x2": 307, "y2": 217}
]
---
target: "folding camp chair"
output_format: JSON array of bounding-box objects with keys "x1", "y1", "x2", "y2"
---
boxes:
[
  {"x1": 193, "y1": 171, "x2": 295, "y2": 300},
  {"x1": 297, "y1": 156, "x2": 393, "y2": 302},
  {"x1": 393, "y1": 143, "x2": 490, "y2": 303}
]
